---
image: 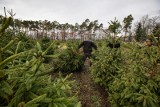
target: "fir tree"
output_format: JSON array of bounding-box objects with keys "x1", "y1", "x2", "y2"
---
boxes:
[{"x1": 135, "y1": 22, "x2": 146, "y2": 42}]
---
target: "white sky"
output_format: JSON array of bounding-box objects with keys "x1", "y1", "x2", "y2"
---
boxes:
[{"x1": 0, "y1": 0, "x2": 160, "y2": 27}]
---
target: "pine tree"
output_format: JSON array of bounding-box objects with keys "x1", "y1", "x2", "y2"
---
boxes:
[
  {"x1": 0, "y1": 16, "x2": 80, "y2": 107},
  {"x1": 152, "y1": 24, "x2": 160, "y2": 40},
  {"x1": 135, "y1": 22, "x2": 146, "y2": 42},
  {"x1": 123, "y1": 14, "x2": 134, "y2": 41}
]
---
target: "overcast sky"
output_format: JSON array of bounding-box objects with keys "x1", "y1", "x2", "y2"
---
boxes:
[{"x1": 0, "y1": 0, "x2": 160, "y2": 27}]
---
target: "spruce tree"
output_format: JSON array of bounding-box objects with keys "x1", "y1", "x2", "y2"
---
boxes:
[{"x1": 135, "y1": 22, "x2": 146, "y2": 42}]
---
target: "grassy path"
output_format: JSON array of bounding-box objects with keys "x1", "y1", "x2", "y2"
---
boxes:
[{"x1": 70, "y1": 59, "x2": 110, "y2": 107}]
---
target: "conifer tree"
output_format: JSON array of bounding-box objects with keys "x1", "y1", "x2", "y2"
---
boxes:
[{"x1": 135, "y1": 22, "x2": 146, "y2": 42}]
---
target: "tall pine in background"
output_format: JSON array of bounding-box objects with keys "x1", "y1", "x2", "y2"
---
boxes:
[{"x1": 135, "y1": 22, "x2": 146, "y2": 42}]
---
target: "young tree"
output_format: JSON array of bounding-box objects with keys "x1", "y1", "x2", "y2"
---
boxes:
[
  {"x1": 108, "y1": 17, "x2": 121, "y2": 37},
  {"x1": 107, "y1": 17, "x2": 122, "y2": 46}
]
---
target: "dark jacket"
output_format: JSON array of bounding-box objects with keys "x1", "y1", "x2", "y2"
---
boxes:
[{"x1": 78, "y1": 40, "x2": 97, "y2": 53}]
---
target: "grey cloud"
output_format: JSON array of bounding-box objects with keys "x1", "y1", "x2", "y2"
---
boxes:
[{"x1": 0, "y1": 0, "x2": 159, "y2": 27}]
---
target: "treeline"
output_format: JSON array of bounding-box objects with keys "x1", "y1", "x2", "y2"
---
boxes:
[{"x1": 0, "y1": 12, "x2": 160, "y2": 41}]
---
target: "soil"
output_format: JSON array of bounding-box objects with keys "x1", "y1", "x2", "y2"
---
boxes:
[{"x1": 69, "y1": 59, "x2": 110, "y2": 107}]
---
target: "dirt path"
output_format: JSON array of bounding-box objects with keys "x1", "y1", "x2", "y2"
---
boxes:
[{"x1": 70, "y1": 59, "x2": 110, "y2": 107}]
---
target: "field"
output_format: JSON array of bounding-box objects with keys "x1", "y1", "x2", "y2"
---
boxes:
[{"x1": 0, "y1": 16, "x2": 160, "y2": 107}]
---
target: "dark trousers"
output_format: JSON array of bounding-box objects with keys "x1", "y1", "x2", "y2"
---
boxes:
[{"x1": 83, "y1": 52, "x2": 91, "y2": 61}]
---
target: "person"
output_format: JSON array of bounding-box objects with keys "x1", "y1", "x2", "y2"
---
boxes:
[{"x1": 78, "y1": 39, "x2": 97, "y2": 62}]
